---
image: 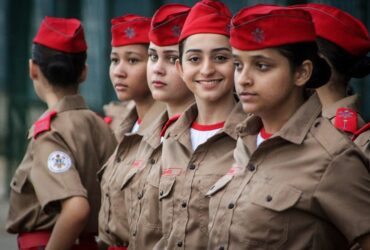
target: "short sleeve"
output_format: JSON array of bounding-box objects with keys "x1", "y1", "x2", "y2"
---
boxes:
[
  {"x1": 314, "y1": 146, "x2": 370, "y2": 242},
  {"x1": 30, "y1": 131, "x2": 87, "y2": 212}
]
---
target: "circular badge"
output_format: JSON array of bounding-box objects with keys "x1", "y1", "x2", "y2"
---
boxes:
[{"x1": 47, "y1": 151, "x2": 72, "y2": 173}]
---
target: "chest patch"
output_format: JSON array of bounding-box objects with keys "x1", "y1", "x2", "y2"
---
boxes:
[{"x1": 47, "y1": 151, "x2": 72, "y2": 173}]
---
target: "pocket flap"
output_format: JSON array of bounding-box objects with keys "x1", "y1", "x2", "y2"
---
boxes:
[
  {"x1": 206, "y1": 174, "x2": 233, "y2": 197},
  {"x1": 159, "y1": 177, "x2": 176, "y2": 200},
  {"x1": 251, "y1": 183, "x2": 302, "y2": 212},
  {"x1": 10, "y1": 170, "x2": 28, "y2": 193},
  {"x1": 121, "y1": 168, "x2": 138, "y2": 190}
]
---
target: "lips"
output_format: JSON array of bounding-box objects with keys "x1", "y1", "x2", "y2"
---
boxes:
[
  {"x1": 195, "y1": 79, "x2": 222, "y2": 89},
  {"x1": 152, "y1": 80, "x2": 167, "y2": 88},
  {"x1": 238, "y1": 91, "x2": 257, "y2": 101},
  {"x1": 114, "y1": 83, "x2": 128, "y2": 91}
]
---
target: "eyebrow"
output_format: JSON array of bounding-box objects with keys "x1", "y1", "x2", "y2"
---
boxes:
[{"x1": 185, "y1": 47, "x2": 231, "y2": 54}]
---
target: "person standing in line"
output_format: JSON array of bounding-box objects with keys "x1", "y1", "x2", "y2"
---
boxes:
[
  {"x1": 121, "y1": 4, "x2": 195, "y2": 249},
  {"x1": 6, "y1": 16, "x2": 117, "y2": 250},
  {"x1": 97, "y1": 14, "x2": 165, "y2": 250},
  {"x1": 154, "y1": 1, "x2": 246, "y2": 249},
  {"x1": 295, "y1": 3, "x2": 370, "y2": 156},
  {"x1": 207, "y1": 5, "x2": 370, "y2": 249}
]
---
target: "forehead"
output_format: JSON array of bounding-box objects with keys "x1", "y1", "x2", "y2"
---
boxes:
[
  {"x1": 149, "y1": 42, "x2": 179, "y2": 53},
  {"x1": 111, "y1": 44, "x2": 148, "y2": 55},
  {"x1": 183, "y1": 33, "x2": 231, "y2": 52},
  {"x1": 232, "y1": 47, "x2": 284, "y2": 60}
]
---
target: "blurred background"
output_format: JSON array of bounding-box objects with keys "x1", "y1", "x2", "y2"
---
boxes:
[{"x1": 0, "y1": 0, "x2": 369, "y2": 248}]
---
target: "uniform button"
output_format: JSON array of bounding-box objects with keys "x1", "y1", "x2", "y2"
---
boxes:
[
  {"x1": 177, "y1": 241, "x2": 183, "y2": 247},
  {"x1": 219, "y1": 246, "x2": 225, "y2": 250},
  {"x1": 181, "y1": 201, "x2": 187, "y2": 208},
  {"x1": 247, "y1": 163, "x2": 255, "y2": 171},
  {"x1": 228, "y1": 203, "x2": 235, "y2": 209},
  {"x1": 132, "y1": 231, "x2": 136, "y2": 236},
  {"x1": 105, "y1": 193, "x2": 109, "y2": 197},
  {"x1": 137, "y1": 191, "x2": 143, "y2": 200},
  {"x1": 314, "y1": 121, "x2": 320, "y2": 127},
  {"x1": 116, "y1": 157, "x2": 122, "y2": 163},
  {"x1": 160, "y1": 190, "x2": 164, "y2": 196},
  {"x1": 188, "y1": 164, "x2": 196, "y2": 170},
  {"x1": 149, "y1": 158, "x2": 155, "y2": 164},
  {"x1": 105, "y1": 229, "x2": 110, "y2": 234},
  {"x1": 266, "y1": 195, "x2": 273, "y2": 202},
  {"x1": 12, "y1": 181, "x2": 16, "y2": 186}
]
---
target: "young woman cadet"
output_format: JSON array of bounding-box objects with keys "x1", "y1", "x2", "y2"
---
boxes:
[
  {"x1": 6, "y1": 16, "x2": 116, "y2": 250},
  {"x1": 120, "y1": 4, "x2": 194, "y2": 249},
  {"x1": 154, "y1": 1, "x2": 245, "y2": 249},
  {"x1": 207, "y1": 5, "x2": 370, "y2": 250},
  {"x1": 98, "y1": 15, "x2": 164, "y2": 250},
  {"x1": 296, "y1": 3, "x2": 370, "y2": 156}
]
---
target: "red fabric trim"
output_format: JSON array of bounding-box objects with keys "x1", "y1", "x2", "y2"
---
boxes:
[
  {"x1": 104, "y1": 116, "x2": 113, "y2": 124},
  {"x1": 352, "y1": 122, "x2": 370, "y2": 141},
  {"x1": 191, "y1": 121, "x2": 225, "y2": 131},
  {"x1": 33, "y1": 110, "x2": 57, "y2": 139},
  {"x1": 160, "y1": 114, "x2": 181, "y2": 137},
  {"x1": 18, "y1": 231, "x2": 51, "y2": 249},
  {"x1": 108, "y1": 247, "x2": 128, "y2": 250},
  {"x1": 137, "y1": 118, "x2": 142, "y2": 125},
  {"x1": 334, "y1": 107, "x2": 357, "y2": 134},
  {"x1": 260, "y1": 127, "x2": 272, "y2": 139}
]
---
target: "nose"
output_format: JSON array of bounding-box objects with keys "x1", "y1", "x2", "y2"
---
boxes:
[
  {"x1": 200, "y1": 58, "x2": 215, "y2": 77},
  {"x1": 112, "y1": 62, "x2": 127, "y2": 78},
  {"x1": 152, "y1": 59, "x2": 165, "y2": 76},
  {"x1": 235, "y1": 66, "x2": 253, "y2": 87}
]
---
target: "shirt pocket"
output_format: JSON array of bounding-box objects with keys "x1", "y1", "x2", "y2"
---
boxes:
[
  {"x1": 120, "y1": 168, "x2": 138, "y2": 190},
  {"x1": 234, "y1": 182, "x2": 302, "y2": 248},
  {"x1": 142, "y1": 164, "x2": 161, "y2": 229},
  {"x1": 10, "y1": 169, "x2": 28, "y2": 194},
  {"x1": 158, "y1": 176, "x2": 176, "y2": 236}
]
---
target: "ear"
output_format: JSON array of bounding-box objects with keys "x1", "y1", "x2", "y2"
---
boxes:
[
  {"x1": 294, "y1": 60, "x2": 313, "y2": 87},
  {"x1": 29, "y1": 59, "x2": 39, "y2": 80},
  {"x1": 78, "y1": 64, "x2": 88, "y2": 84},
  {"x1": 175, "y1": 59, "x2": 184, "y2": 80}
]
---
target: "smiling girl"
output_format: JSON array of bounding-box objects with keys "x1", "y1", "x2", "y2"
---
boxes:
[{"x1": 154, "y1": 1, "x2": 245, "y2": 249}]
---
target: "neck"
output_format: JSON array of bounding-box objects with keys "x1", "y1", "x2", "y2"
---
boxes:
[
  {"x1": 45, "y1": 87, "x2": 78, "y2": 109},
  {"x1": 260, "y1": 90, "x2": 305, "y2": 134},
  {"x1": 135, "y1": 96, "x2": 155, "y2": 120},
  {"x1": 195, "y1": 93, "x2": 235, "y2": 125},
  {"x1": 166, "y1": 96, "x2": 194, "y2": 118},
  {"x1": 316, "y1": 80, "x2": 347, "y2": 109}
]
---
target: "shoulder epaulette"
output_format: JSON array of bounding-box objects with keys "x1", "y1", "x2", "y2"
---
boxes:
[
  {"x1": 352, "y1": 122, "x2": 370, "y2": 141},
  {"x1": 334, "y1": 107, "x2": 358, "y2": 134},
  {"x1": 33, "y1": 110, "x2": 57, "y2": 139}
]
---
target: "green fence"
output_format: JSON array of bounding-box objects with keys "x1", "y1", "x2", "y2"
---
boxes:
[{"x1": 1, "y1": 0, "x2": 369, "y2": 194}]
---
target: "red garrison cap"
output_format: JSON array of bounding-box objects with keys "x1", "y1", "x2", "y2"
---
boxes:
[
  {"x1": 111, "y1": 14, "x2": 151, "y2": 46},
  {"x1": 149, "y1": 4, "x2": 190, "y2": 46},
  {"x1": 230, "y1": 4, "x2": 316, "y2": 50},
  {"x1": 294, "y1": 3, "x2": 370, "y2": 56},
  {"x1": 179, "y1": 0, "x2": 232, "y2": 42},
  {"x1": 33, "y1": 16, "x2": 87, "y2": 53}
]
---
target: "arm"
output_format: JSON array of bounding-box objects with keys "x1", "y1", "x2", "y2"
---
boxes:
[{"x1": 46, "y1": 196, "x2": 90, "y2": 250}]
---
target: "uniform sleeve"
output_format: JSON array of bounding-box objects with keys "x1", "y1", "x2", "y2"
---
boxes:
[
  {"x1": 314, "y1": 146, "x2": 370, "y2": 242},
  {"x1": 30, "y1": 131, "x2": 87, "y2": 213}
]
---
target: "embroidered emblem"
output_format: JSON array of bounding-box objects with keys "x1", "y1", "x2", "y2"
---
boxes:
[
  {"x1": 172, "y1": 25, "x2": 181, "y2": 37},
  {"x1": 251, "y1": 27, "x2": 265, "y2": 43},
  {"x1": 47, "y1": 151, "x2": 72, "y2": 173},
  {"x1": 226, "y1": 164, "x2": 243, "y2": 176},
  {"x1": 226, "y1": 23, "x2": 232, "y2": 33},
  {"x1": 162, "y1": 167, "x2": 182, "y2": 177},
  {"x1": 125, "y1": 27, "x2": 136, "y2": 39},
  {"x1": 33, "y1": 111, "x2": 57, "y2": 139},
  {"x1": 334, "y1": 107, "x2": 357, "y2": 134}
]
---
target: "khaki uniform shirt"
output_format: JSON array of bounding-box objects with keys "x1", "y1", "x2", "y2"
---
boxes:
[
  {"x1": 207, "y1": 94, "x2": 370, "y2": 250},
  {"x1": 124, "y1": 110, "x2": 169, "y2": 250},
  {"x1": 103, "y1": 100, "x2": 136, "y2": 140},
  {"x1": 98, "y1": 101, "x2": 165, "y2": 246},
  {"x1": 322, "y1": 94, "x2": 370, "y2": 156},
  {"x1": 154, "y1": 102, "x2": 245, "y2": 250},
  {"x1": 6, "y1": 95, "x2": 116, "y2": 234}
]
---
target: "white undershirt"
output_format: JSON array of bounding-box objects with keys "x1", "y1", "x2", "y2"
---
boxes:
[
  {"x1": 256, "y1": 132, "x2": 265, "y2": 147},
  {"x1": 131, "y1": 120, "x2": 140, "y2": 133},
  {"x1": 190, "y1": 121, "x2": 225, "y2": 150}
]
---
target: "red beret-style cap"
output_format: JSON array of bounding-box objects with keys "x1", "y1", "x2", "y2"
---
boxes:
[
  {"x1": 294, "y1": 3, "x2": 370, "y2": 56},
  {"x1": 111, "y1": 14, "x2": 151, "y2": 46},
  {"x1": 33, "y1": 16, "x2": 87, "y2": 53},
  {"x1": 179, "y1": 0, "x2": 232, "y2": 42},
  {"x1": 149, "y1": 4, "x2": 190, "y2": 46},
  {"x1": 230, "y1": 4, "x2": 316, "y2": 51}
]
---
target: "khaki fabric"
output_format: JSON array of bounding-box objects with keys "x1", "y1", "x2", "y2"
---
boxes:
[
  {"x1": 153, "y1": 102, "x2": 246, "y2": 250},
  {"x1": 98, "y1": 101, "x2": 165, "y2": 246},
  {"x1": 125, "y1": 110, "x2": 169, "y2": 250},
  {"x1": 322, "y1": 95, "x2": 370, "y2": 156},
  {"x1": 208, "y1": 94, "x2": 370, "y2": 250},
  {"x1": 6, "y1": 95, "x2": 116, "y2": 234},
  {"x1": 103, "y1": 100, "x2": 136, "y2": 140}
]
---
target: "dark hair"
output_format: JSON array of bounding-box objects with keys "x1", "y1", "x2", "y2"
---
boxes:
[
  {"x1": 277, "y1": 42, "x2": 331, "y2": 89},
  {"x1": 316, "y1": 37, "x2": 370, "y2": 79},
  {"x1": 32, "y1": 43, "x2": 87, "y2": 87},
  {"x1": 178, "y1": 39, "x2": 186, "y2": 64}
]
